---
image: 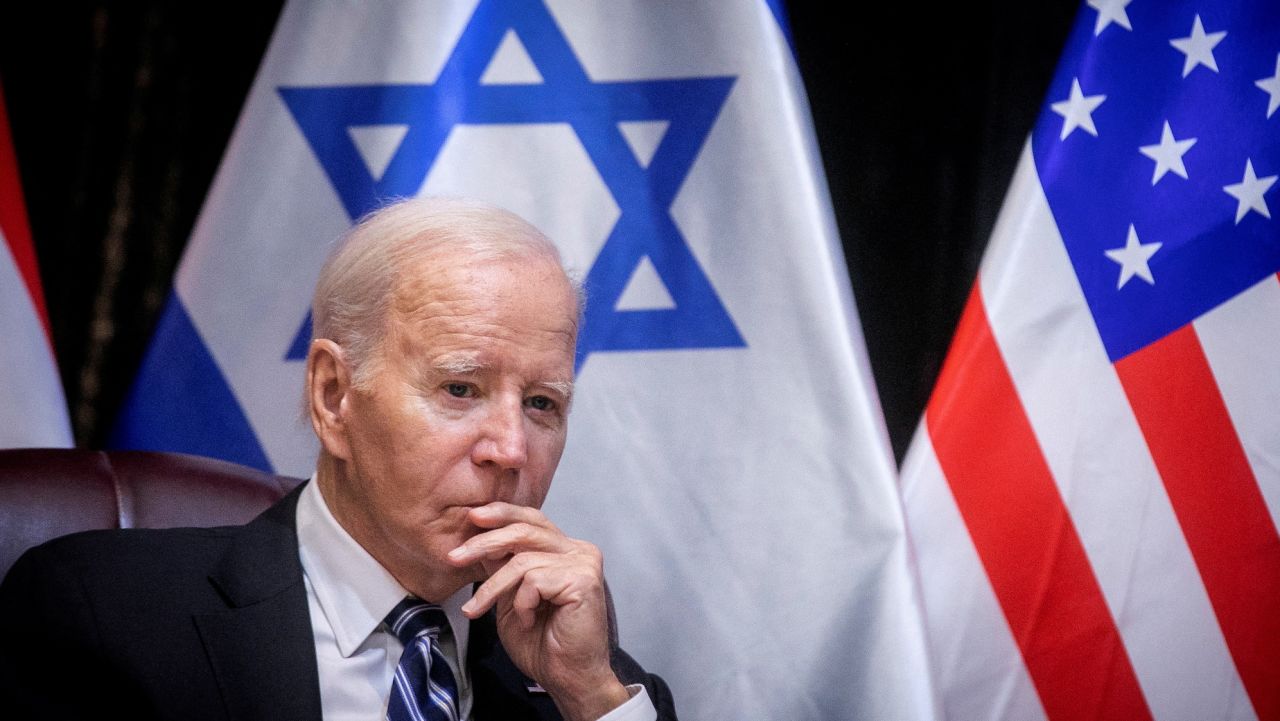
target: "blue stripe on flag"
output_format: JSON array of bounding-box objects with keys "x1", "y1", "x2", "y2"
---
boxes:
[
  {"x1": 110, "y1": 294, "x2": 272, "y2": 472},
  {"x1": 763, "y1": 0, "x2": 796, "y2": 59}
]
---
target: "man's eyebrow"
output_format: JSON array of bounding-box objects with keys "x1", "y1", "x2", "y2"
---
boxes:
[
  {"x1": 432, "y1": 353, "x2": 486, "y2": 375},
  {"x1": 539, "y1": 379, "x2": 575, "y2": 401}
]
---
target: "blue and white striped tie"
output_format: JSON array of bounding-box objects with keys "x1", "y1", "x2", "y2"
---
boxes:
[{"x1": 385, "y1": 597, "x2": 460, "y2": 721}]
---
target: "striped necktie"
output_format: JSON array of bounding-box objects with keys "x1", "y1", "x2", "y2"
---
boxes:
[{"x1": 384, "y1": 597, "x2": 460, "y2": 721}]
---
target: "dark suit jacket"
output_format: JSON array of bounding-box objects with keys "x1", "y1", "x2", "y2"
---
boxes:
[{"x1": 0, "y1": 485, "x2": 676, "y2": 720}]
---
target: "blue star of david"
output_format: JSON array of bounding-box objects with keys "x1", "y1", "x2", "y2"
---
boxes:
[{"x1": 278, "y1": 0, "x2": 745, "y2": 371}]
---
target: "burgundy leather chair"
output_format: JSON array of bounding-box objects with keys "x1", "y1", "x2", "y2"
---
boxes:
[
  {"x1": 0, "y1": 447, "x2": 628, "y2": 647},
  {"x1": 0, "y1": 448, "x2": 304, "y2": 580}
]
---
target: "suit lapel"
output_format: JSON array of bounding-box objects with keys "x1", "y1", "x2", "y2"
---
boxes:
[
  {"x1": 185, "y1": 484, "x2": 579, "y2": 721},
  {"x1": 194, "y1": 485, "x2": 323, "y2": 721},
  {"x1": 468, "y1": 610, "x2": 563, "y2": 721}
]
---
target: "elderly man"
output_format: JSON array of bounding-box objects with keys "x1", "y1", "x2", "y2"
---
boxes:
[{"x1": 0, "y1": 197, "x2": 676, "y2": 721}]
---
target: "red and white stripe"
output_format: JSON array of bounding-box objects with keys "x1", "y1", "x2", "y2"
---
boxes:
[
  {"x1": 0, "y1": 83, "x2": 72, "y2": 448},
  {"x1": 901, "y1": 143, "x2": 1278, "y2": 721}
]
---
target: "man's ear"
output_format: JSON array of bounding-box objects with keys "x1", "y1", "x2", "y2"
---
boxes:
[{"x1": 307, "y1": 339, "x2": 353, "y2": 461}]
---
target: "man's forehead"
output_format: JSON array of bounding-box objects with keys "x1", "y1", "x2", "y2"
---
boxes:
[
  {"x1": 393, "y1": 258, "x2": 578, "y2": 335},
  {"x1": 396, "y1": 248, "x2": 573, "y2": 306},
  {"x1": 393, "y1": 295, "x2": 579, "y2": 348}
]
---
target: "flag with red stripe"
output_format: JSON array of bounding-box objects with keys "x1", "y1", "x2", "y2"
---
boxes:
[
  {"x1": 0, "y1": 80, "x2": 71, "y2": 449},
  {"x1": 901, "y1": 2, "x2": 1280, "y2": 720}
]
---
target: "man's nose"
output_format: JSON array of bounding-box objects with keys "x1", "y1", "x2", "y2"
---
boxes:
[{"x1": 473, "y1": 398, "x2": 528, "y2": 470}]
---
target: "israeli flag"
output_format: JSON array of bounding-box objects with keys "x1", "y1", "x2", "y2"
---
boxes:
[{"x1": 113, "y1": 2, "x2": 936, "y2": 718}]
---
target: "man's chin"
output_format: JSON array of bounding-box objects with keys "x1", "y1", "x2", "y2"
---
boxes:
[
  {"x1": 398, "y1": 561, "x2": 482, "y2": 604},
  {"x1": 462, "y1": 561, "x2": 490, "y2": 586}
]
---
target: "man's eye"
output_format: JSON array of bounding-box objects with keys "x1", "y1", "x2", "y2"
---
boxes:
[
  {"x1": 445, "y1": 383, "x2": 472, "y2": 398},
  {"x1": 524, "y1": 395, "x2": 555, "y2": 412}
]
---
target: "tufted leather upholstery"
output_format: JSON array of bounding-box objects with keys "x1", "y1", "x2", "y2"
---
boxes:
[{"x1": 0, "y1": 448, "x2": 304, "y2": 580}]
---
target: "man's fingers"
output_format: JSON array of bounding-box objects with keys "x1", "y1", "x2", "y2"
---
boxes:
[
  {"x1": 461, "y1": 549, "x2": 601, "y2": 619},
  {"x1": 447, "y1": 518, "x2": 576, "y2": 565},
  {"x1": 462, "y1": 550, "x2": 554, "y2": 617},
  {"x1": 467, "y1": 502, "x2": 558, "y2": 530},
  {"x1": 513, "y1": 576, "x2": 545, "y2": 630}
]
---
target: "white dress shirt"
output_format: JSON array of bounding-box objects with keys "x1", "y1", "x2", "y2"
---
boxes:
[{"x1": 295, "y1": 478, "x2": 656, "y2": 721}]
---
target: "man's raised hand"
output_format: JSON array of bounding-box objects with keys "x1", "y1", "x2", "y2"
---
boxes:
[{"x1": 448, "y1": 503, "x2": 630, "y2": 721}]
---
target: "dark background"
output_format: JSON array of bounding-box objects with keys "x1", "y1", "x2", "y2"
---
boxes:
[{"x1": 0, "y1": 2, "x2": 1079, "y2": 463}]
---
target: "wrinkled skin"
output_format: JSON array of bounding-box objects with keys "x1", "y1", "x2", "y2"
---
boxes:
[{"x1": 307, "y1": 249, "x2": 629, "y2": 720}]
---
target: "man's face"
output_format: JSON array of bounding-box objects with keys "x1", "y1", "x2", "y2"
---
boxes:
[{"x1": 323, "y1": 248, "x2": 578, "y2": 601}]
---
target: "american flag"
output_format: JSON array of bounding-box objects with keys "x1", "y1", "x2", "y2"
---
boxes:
[{"x1": 900, "y1": 1, "x2": 1280, "y2": 720}]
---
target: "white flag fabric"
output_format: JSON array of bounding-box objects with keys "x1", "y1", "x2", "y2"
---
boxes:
[
  {"x1": 0, "y1": 83, "x2": 72, "y2": 449},
  {"x1": 112, "y1": 2, "x2": 935, "y2": 718},
  {"x1": 900, "y1": 2, "x2": 1280, "y2": 720}
]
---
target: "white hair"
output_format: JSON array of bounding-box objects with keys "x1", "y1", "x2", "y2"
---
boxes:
[{"x1": 310, "y1": 196, "x2": 582, "y2": 388}]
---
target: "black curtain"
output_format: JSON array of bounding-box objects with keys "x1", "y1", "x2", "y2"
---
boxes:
[{"x1": 0, "y1": 2, "x2": 1079, "y2": 463}]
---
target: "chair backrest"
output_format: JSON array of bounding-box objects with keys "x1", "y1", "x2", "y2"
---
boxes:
[{"x1": 0, "y1": 448, "x2": 304, "y2": 580}]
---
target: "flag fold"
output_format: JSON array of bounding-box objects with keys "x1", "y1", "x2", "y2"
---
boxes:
[
  {"x1": 902, "y1": 2, "x2": 1280, "y2": 719},
  {"x1": 113, "y1": 2, "x2": 935, "y2": 719},
  {"x1": 0, "y1": 79, "x2": 72, "y2": 449}
]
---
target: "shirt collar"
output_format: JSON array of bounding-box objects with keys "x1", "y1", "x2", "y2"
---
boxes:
[{"x1": 295, "y1": 477, "x2": 471, "y2": 660}]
